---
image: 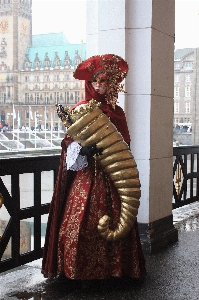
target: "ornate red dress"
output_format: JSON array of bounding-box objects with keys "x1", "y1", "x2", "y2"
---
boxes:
[{"x1": 42, "y1": 82, "x2": 146, "y2": 280}]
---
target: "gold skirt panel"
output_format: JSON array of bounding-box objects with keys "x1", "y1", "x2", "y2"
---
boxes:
[{"x1": 67, "y1": 101, "x2": 141, "y2": 242}]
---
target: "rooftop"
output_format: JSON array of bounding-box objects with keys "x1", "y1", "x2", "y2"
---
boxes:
[
  {"x1": 24, "y1": 32, "x2": 86, "y2": 69},
  {"x1": 32, "y1": 32, "x2": 70, "y2": 47},
  {"x1": 174, "y1": 48, "x2": 195, "y2": 61}
]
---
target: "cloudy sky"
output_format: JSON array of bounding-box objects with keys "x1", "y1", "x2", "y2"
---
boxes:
[
  {"x1": 175, "y1": 0, "x2": 199, "y2": 50},
  {"x1": 32, "y1": 0, "x2": 87, "y2": 43},
  {"x1": 32, "y1": 0, "x2": 199, "y2": 49}
]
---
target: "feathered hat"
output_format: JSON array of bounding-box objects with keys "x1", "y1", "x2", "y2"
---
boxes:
[
  {"x1": 73, "y1": 54, "x2": 128, "y2": 108},
  {"x1": 73, "y1": 54, "x2": 128, "y2": 82}
]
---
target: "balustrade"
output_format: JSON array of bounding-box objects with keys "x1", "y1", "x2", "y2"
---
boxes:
[{"x1": 0, "y1": 145, "x2": 199, "y2": 273}]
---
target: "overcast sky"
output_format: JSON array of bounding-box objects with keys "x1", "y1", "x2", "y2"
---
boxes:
[
  {"x1": 32, "y1": 0, "x2": 87, "y2": 44},
  {"x1": 175, "y1": 0, "x2": 199, "y2": 50},
  {"x1": 32, "y1": 0, "x2": 199, "y2": 49}
]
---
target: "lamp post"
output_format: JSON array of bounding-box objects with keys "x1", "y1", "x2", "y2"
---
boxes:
[
  {"x1": 6, "y1": 113, "x2": 10, "y2": 130},
  {"x1": 36, "y1": 112, "x2": 39, "y2": 130},
  {"x1": 36, "y1": 113, "x2": 42, "y2": 131},
  {"x1": 24, "y1": 126, "x2": 26, "y2": 149}
]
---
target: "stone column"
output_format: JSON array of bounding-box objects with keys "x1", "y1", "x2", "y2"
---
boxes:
[{"x1": 86, "y1": 0, "x2": 178, "y2": 253}]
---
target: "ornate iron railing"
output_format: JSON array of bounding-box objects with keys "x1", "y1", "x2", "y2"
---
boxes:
[
  {"x1": 0, "y1": 152, "x2": 60, "y2": 273},
  {"x1": 173, "y1": 146, "x2": 199, "y2": 209}
]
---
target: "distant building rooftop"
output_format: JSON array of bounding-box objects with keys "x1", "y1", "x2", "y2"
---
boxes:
[
  {"x1": 24, "y1": 32, "x2": 86, "y2": 69},
  {"x1": 174, "y1": 48, "x2": 195, "y2": 61},
  {"x1": 32, "y1": 32, "x2": 70, "y2": 47}
]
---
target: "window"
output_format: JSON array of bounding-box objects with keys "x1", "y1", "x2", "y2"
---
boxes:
[
  {"x1": 183, "y1": 118, "x2": 191, "y2": 123},
  {"x1": 185, "y1": 86, "x2": 191, "y2": 97},
  {"x1": 185, "y1": 102, "x2": 190, "y2": 113},
  {"x1": 185, "y1": 62, "x2": 192, "y2": 69},
  {"x1": 54, "y1": 92, "x2": 59, "y2": 103},
  {"x1": 65, "y1": 74, "x2": 70, "y2": 81},
  {"x1": 44, "y1": 75, "x2": 50, "y2": 81},
  {"x1": 54, "y1": 75, "x2": 59, "y2": 82},
  {"x1": 175, "y1": 74, "x2": 179, "y2": 82},
  {"x1": 185, "y1": 74, "x2": 190, "y2": 82},
  {"x1": 69, "y1": 92, "x2": 74, "y2": 103},
  {"x1": 1, "y1": 92, "x2": 6, "y2": 104},
  {"x1": 64, "y1": 92, "x2": 70, "y2": 103},
  {"x1": 174, "y1": 102, "x2": 179, "y2": 113},
  {"x1": 44, "y1": 60, "x2": 50, "y2": 68},
  {"x1": 54, "y1": 112, "x2": 59, "y2": 120},
  {"x1": 174, "y1": 86, "x2": 180, "y2": 97},
  {"x1": 174, "y1": 118, "x2": 179, "y2": 125},
  {"x1": 35, "y1": 93, "x2": 39, "y2": 104},
  {"x1": 75, "y1": 91, "x2": 79, "y2": 102},
  {"x1": 34, "y1": 76, "x2": 40, "y2": 82},
  {"x1": 44, "y1": 93, "x2": 49, "y2": 104},
  {"x1": 25, "y1": 76, "x2": 29, "y2": 82},
  {"x1": 25, "y1": 110, "x2": 29, "y2": 119},
  {"x1": 75, "y1": 82, "x2": 80, "y2": 88},
  {"x1": 25, "y1": 93, "x2": 30, "y2": 103},
  {"x1": 175, "y1": 63, "x2": 180, "y2": 70}
]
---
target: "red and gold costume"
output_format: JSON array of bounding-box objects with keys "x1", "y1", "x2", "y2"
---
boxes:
[{"x1": 42, "y1": 54, "x2": 146, "y2": 280}]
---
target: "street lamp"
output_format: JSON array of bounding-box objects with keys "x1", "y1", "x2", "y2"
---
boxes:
[{"x1": 23, "y1": 126, "x2": 27, "y2": 149}]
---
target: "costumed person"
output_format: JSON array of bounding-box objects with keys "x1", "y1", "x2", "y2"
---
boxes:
[{"x1": 42, "y1": 54, "x2": 146, "y2": 283}]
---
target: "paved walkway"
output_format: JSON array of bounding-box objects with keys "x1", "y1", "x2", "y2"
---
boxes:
[{"x1": 1, "y1": 202, "x2": 199, "y2": 300}]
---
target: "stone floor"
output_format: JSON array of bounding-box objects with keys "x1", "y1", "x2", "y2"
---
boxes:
[{"x1": 1, "y1": 202, "x2": 199, "y2": 300}]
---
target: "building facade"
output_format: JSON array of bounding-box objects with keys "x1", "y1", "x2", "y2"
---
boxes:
[
  {"x1": 0, "y1": 0, "x2": 86, "y2": 130},
  {"x1": 174, "y1": 48, "x2": 198, "y2": 145}
]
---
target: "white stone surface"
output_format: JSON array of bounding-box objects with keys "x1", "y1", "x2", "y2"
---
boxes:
[
  {"x1": 125, "y1": 28, "x2": 152, "y2": 95},
  {"x1": 98, "y1": 0, "x2": 125, "y2": 31},
  {"x1": 126, "y1": 0, "x2": 152, "y2": 29},
  {"x1": 86, "y1": 0, "x2": 175, "y2": 224}
]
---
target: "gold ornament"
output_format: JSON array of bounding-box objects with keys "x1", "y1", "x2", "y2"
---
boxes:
[{"x1": 57, "y1": 99, "x2": 141, "y2": 242}]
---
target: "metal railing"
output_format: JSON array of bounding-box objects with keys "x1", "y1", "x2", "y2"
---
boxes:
[
  {"x1": 173, "y1": 146, "x2": 199, "y2": 209},
  {"x1": 0, "y1": 152, "x2": 60, "y2": 273},
  {"x1": 0, "y1": 146, "x2": 199, "y2": 273}
]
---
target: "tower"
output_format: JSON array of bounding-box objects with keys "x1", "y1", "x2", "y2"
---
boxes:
[
  {"x1": 0, "y1": 0, "x2": 32, "y2": 71},
  {"x1": 0, "y1": 0, "x2": 32, "y2": 124}
]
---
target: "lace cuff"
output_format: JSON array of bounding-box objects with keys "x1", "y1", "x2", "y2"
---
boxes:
[{"x1": 66, "y1": 141, "x2": 88, "y2": 171}]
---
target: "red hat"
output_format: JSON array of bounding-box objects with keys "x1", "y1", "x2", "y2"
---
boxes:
[{"x1": 73, "y1": 54, "x2": 128, "y2": 83}]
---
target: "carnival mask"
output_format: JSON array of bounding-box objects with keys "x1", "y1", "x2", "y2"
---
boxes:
[{"x1": 91, "y1": 73, "x2": 108, "y2": 95}]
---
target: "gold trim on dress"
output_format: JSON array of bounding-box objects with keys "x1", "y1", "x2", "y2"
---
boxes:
[{"x1": 57, "y1": 99, "x2": 141, "y2": 241}]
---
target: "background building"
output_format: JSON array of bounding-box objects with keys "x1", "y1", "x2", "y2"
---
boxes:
[
  {"x1": 0, "y1": 0, "x2": 86, "y2": 131},
  {"x1": 174, "y1": 48, "x2": 196, "y2": 145}
]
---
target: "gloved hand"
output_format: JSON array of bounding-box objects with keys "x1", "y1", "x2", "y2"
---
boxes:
[{"x1": 79, "y1": 143, "x2": 103, "y2": 157}]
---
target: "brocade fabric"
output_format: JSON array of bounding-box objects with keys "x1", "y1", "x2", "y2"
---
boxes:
[
  {"x1": 42, "y1": 81, "x2": 146, "y2": 280},
  {"x1": 57, "y1": 157, "x2": 145, "y2": 280}
]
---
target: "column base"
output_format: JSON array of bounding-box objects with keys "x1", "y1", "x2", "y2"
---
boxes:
[{"x1": 138, "y1": 214, "x2": 178, "y2": 254}]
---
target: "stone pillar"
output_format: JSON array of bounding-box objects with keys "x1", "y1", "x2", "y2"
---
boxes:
[{"x1": 86, "y1": 0, "x2": 178, "y2": 253}]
